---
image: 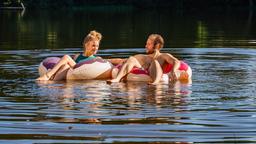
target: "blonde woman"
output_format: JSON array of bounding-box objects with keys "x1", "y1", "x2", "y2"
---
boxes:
[{"x1": 37, "y1": 30, "x2": 123, "y2": 81}]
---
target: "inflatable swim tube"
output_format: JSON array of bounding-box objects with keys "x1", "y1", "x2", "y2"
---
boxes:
[
  {"x1": 112, "y1": 61, "x2": 192, "y2": 82},
  {"x1": 66, "y1": 57, "x2": 113, "y2": 80},
  {"x1": 111, "y1": 65, "x2": 168, "y2": 82},
  {"x1": 163, "y1": 61, "x2": 192, "y2": 81},
  {"x1": 38, "y1": 57, "x2": 60, "y2": 76},
  {"x1": 38, "y1": 57, "x2": 113, "y2": 80}
]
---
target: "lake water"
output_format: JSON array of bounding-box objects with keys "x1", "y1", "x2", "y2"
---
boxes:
[{"x1": 0, "y1": 8, "x2": 256, "y2": 143}]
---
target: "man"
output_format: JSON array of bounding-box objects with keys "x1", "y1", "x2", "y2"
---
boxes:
[{"x1": 108, "y1": 34, "x2": 189, "y2": 84}]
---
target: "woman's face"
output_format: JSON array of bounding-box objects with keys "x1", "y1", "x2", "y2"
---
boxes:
[
  {"x1": 84, "y1": 40, "x2": 99, "y2": 56},
  {"x1": 145, "y1": 38, "x2": 154, "y2": 54}
]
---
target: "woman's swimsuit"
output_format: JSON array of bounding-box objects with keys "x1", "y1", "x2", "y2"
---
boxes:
[{"x1": 75, "y1": 54, "x2": 96, "y2": 63}]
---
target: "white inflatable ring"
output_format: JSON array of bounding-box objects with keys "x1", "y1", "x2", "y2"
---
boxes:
[
  {"x1": 38, "y1": 57, "x2": 60, "y2": 76},
  {"x1": 38, "y1": 57, "x2": 113, "y2": 80},
  {"x1": 66, "y1": 57, "x2": 113, "y2": 80}
]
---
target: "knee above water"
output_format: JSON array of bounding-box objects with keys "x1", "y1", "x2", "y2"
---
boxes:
[
  {"x1": 126, "y1": 56, "x2": 137, "y2": 63},
  {"x1": 63, "y1": 55, "x2": 71, "y2": 60}
]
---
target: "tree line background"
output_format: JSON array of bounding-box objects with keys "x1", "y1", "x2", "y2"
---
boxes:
[{"x1": 0, "y1": 0, "x2": 255, "y2": 9}]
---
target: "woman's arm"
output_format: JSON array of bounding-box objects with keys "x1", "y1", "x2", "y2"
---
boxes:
[
  {"x1": 72, "y1": 53, "x2": 80, "y2": 61},
  {"x1": 107, "y1": 58, "x2": 126, "y2": 65}
]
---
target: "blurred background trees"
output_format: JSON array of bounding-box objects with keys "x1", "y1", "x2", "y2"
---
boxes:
[{"x1": 0, "y1": 0, "x2": 255, "y2": 9}]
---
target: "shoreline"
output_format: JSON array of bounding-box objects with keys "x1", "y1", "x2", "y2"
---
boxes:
[
  {"x1": 0, "y1": 2, "x2": 25, "y2": 10},
  {"x1": 0, "y1": 7, "x2": 24, "y2": 10}
]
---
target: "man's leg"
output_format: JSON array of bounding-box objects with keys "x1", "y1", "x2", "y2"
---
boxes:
[
  {"x1": 149, "y1": 60, "x2": 163, "y2": 85},
  {"x1": 109, "y1": 56, "x2": 142, "y2": 83}
]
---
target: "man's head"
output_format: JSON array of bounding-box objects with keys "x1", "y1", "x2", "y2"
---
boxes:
[{"x1": 145, "y1": 34, "x2": 164, "y2": 54}]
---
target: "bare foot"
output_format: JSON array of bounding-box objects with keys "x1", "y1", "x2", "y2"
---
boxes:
[
  {"x1": 36, "y1": 74, "x2": 50, "y2": 81},
  {"x1": 148, "y1": 82, "x2": 158, "y2": 85},
  {"x1": 106, "y1": 78, "x2": 120, "y2": 84},
  {"x1": 106, "y1": 80, "x2": 112, "y2": 85}
]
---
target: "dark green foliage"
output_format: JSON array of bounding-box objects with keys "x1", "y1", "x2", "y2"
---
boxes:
[{"x1": 0, "y1": 0, "x2": 255, "y2": 9}]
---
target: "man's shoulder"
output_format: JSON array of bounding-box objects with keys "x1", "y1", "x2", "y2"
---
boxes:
[
  {"x1": 134, "y1": 54, "x2": 147, "y2": 58},
  {"x1": 161, "y1": 52, "x2": 173, "y2": 56}
]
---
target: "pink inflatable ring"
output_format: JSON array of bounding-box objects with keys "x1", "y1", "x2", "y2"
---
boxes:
[{"x1": 112, "y1": 61, "x2": 192, "y2": 82}]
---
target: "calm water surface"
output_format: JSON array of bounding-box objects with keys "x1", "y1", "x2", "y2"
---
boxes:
[{"x1": 0, "y1": 8, "x2": 256, "y2": 143}]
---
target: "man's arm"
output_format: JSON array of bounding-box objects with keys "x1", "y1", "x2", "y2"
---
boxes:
[{"x1": 162, "y1": 53, "x2": 180, "y2": 80}]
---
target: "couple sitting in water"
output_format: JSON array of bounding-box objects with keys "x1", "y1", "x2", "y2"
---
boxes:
[{"x1": 37, "y1": 30, "x2": 191, "y2": 84}]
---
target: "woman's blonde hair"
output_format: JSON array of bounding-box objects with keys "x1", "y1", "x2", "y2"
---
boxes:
[
  {"x1": 83, "y1": 30, "x2": 102, "y2": 46},
  {"x1": 148, "y1": 34, "x2": 164, "y2": 50}
]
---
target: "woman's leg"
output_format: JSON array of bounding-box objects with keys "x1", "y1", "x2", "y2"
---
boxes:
[
  {"x1": 51, "y1": 64, "x2": 70, "y2": 80},
  {"x1": 148, "y1": 60, "x2": 163, "y2": 85},
  {"x1": 36, "y1": 55, "x2": 76, "y2": 80},
  {"x1": 108, "y1": 56, "x2": 142, "y2": 83}
]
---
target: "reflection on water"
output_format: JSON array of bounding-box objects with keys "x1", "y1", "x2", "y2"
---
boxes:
[
  {"x1": 1, "y1": 8, "x2": 256, "y2": 50},
  {"x1": 35, "y1": 79, "x2": 192, "y2": 113},
  {"x1": 0, "y1": 48, "x2": 256, "y2": 143}
]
